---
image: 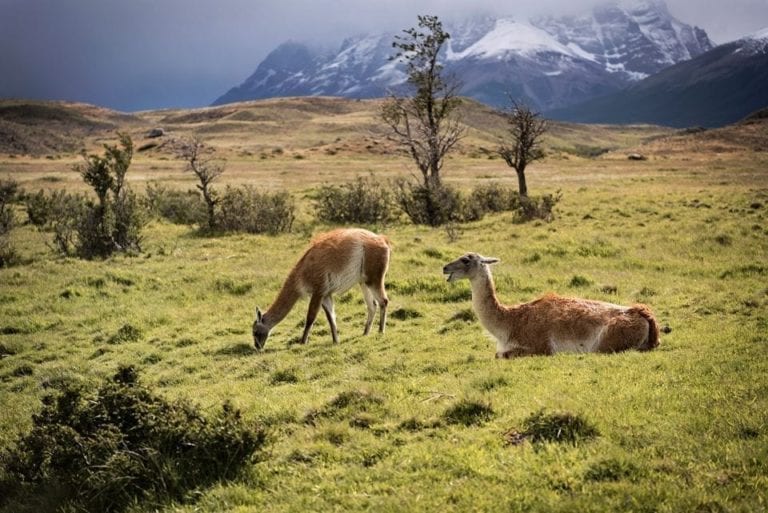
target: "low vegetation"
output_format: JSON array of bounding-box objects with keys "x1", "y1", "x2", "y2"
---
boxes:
[
  {"x1": 0, "y1": 366, "x2": 266, "y2": 513},
  {"x1": 314, "y1": 175, "x2": 398, "y2": 225},
  {"x1": 0, "y1": 179, "x2": 19, "y2": 267},
  {"x1": 0, "y1": 99, "x2": 766, "y2": 512}
]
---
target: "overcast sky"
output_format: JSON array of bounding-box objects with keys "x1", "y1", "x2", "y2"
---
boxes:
[{"x1": 1, "y1": 0, "x2": 766, "y2": 111}]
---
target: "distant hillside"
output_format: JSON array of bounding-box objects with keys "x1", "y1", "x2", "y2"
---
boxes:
[
  {"x1": 0, "y1": 100, "x2": 138, "y2": 156},
  {"x1": 0, "y1": 97, "x2": 677, "y2": 159},
  {"x1": 547, "y1": 29, "x2": 768, "y2": 128},
  {"x1": 7, "y1": 96, "x2": 766, "y2": 161}
]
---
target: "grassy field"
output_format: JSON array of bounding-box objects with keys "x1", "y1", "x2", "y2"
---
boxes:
[{"x1": 1, "y1": 99, "x2": 767, "y2": 513}]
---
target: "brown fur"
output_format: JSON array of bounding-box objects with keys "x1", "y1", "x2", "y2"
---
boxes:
[
  {"x1": 252, "y1": 228, "x2": 391, "y2": 349},
  {"x1": 443, "y1": 253, "x2": 661, "y2": 358},
  {"x1": 629, "y1": 304, "x2": 660, "y2": 351}
]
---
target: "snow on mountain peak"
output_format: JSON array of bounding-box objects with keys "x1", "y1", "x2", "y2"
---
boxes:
[
  {"x1": 446, "y1": 18, "x2": 594, "y2": 61},
  {"x1": 735, "y1": 26, "x2": 768, "y2": 55},
  {"x1": 747, "y1": 27, "x2": 768, "y2": 41},
  {"x1": 213, "y1": 0, "x2": 715, "y2": 111}
]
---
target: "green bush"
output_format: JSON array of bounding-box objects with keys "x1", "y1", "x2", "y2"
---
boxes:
[
  {"x1": 392, "y1": 181, "x2": 556, "y2": 226},
  {"x1": 0, "y1": 179, "x2": 19, "y2": 267},
  {"x1": 467, "y1": 182, "x2": 520, "y2": 214},
  {"x1": 0, "y1": 179, "x2": 17, "y2": 235},
  {"x1": 314, "y1": 175, "x2": 398, "y2": 225},
  {"x1": 66, "y1": 134, "x2": 146, "y2": 259},
  {"x1": 395, "y1": 179, "x2": 476, "y2": 226},
  {"x1": 516, "y1": 191, "x2": 562, "y2": 223},
  {"x1": 144, "y1": 182, "x2": 206, "y2": 225},
  {"x1": 0, "y1": 365, "x2": 266, "y2": 513},
  {"x1": 217, "y1": 185, "x2": 295, "y2": 234}
]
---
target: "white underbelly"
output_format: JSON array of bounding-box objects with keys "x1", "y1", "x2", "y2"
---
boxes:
[
  {"x1": 551, "y1": 329, "x2": 602, "y2": 353},
  {"x1": 326, "y1": 249, "x2": 363, "y2": 293}
]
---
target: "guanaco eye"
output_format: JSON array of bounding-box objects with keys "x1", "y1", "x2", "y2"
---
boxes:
[{"x1": 460, "y1": 257, "x2": 469, "y2": 264}]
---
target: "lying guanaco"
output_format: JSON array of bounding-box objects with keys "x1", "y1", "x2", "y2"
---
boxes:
[{"x1": 443, "y1": 253, "x2": 660, "y2": 358}]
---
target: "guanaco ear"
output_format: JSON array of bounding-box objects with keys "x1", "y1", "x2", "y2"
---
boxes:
[
  {"x1": 255, "y1": 307, "x2": 263, "y2": 323},
  {"x1": 481, "y1": 256, "x2": 500, "y2": 265}
]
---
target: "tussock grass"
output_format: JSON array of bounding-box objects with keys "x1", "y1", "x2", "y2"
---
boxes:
[
  {"x1": 443, "y1": 399, "x2": 494, "y2": 426},
  {"x1": 506, "y1": 410, "x2": 599, "y2": 446}
]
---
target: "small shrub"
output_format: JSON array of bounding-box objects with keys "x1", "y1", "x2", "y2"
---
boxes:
[
  {"x1": 467, "y1": 182, "x2": 520, "y2": 214},
  {"x1": 395, "y1": 179, "x2": 464, "y2": 227},
  {"x1": 444, "y1": 221, "x2": 462, "y2": 242},
  {"x1": 0, "y1": 365, "x2": 266, "y2": 513},
  {"x1": 0, "y1": 179, "x2": 19, "y2": 267},
  {"x1": 0, "y1": 238, "x2": 20, "y2": 268},
  {"x1": 23, "y1": 190, "x2": 88, "y2": 255},
  {"x1": 144, "y1": 182, "x2": 206, "y2": 225},
  {"x1": 72, "y1": 134, "x2": 146, "y2": 259},
  {"x1": 442, "y1": 399, "x2": 494, "y2": 426},
  {"x1": 0, "y1": 179, "x2": 18, "y2": 234},
  {"x1": 217, "y1": 185, "x2": 295, "y2": 234},
  {"x1": 314, "y1": 175, "x2": 398, "y2": 225},
  {"x1": 515, "y1": 191, "x2": 562, "y2": 223}
]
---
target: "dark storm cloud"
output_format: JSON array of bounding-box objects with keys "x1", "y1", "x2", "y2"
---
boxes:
[{"x1": 1, "y1": 0, "x2": 766, "y2": 111}]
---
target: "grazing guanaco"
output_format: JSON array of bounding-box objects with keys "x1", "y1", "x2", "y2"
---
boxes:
[
  {"x1": 442, "y1": 253, "x2": 660, "y2": 358},
  {"x1": 252, "y1": 228, "x2": 391, "y2": 349}
]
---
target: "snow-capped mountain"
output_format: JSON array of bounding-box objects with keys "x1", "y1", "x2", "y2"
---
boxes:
[
  {"x1": 547, "y1": 26, "x2": 768, "y2": 127},
  {"x1": 213, "y1": 0, "x2": 713, "y2": 111},
  {"x1": 534, "y1": 0, "x2": 711, "y2": 79}
]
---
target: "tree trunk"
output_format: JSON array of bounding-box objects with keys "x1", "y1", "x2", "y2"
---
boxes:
[
  {"x1": 516, "y1": 168, "x2": 528, "y2": 197},
  {"x1": 201, "y1": 187, "x2": 216, "y2": 230},
  {"x1": 427, "y1": 171, "x2": 441, "y2": 189}
]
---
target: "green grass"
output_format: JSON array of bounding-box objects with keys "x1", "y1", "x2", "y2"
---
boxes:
[{"x1": 1, "y1": 166, "x2": 767, "y2": 512}]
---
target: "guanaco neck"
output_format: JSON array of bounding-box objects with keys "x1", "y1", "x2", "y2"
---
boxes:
[
  {"x1": 470, "y1": 267, "x2": 509, "y2": 330},
  {"x1": 263, "y1": 275, "x2": 302, "y2": 329}
]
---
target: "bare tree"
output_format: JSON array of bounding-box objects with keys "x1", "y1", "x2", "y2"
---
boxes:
[
  {"x1": 381, "y1": 15, "x2": 465, "y2": 188},
  {"x1": 178, "y1": 138, "x2": 224, "y2": 231},
  {"x1": 497, "y1": 99, "x2": 548, "y2": 197}
]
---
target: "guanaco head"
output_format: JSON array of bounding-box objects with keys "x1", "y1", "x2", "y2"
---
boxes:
[
  {"x1": 252, "y1": 308, "x2": 270, "y2": 350},
  {"x1": 443, "y1": 253, "x2": 500, "y2": 282}
]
